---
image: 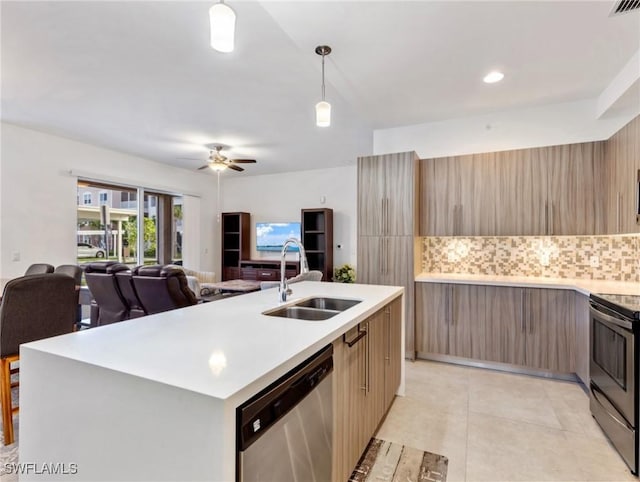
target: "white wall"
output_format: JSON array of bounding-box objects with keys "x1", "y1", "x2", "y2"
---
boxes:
[
  {"x1": 0, "y1": 123, "x2": 217, "y2": 279},
  {"x1": 374, "y1": 99, "x2": 639, "y2": 158},
  {"x1": 220, "y1": 166, "x2": 357, "y2": 276}
]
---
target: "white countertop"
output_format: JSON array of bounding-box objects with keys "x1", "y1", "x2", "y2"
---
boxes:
[
  {"x1": 22, "y1": 281, "x2": 403, "y2": 402},
  {"x1": 416, "y1": 273, "x2": 640, "y2": 296}
]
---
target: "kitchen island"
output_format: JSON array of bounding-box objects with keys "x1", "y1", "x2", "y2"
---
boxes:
[{"x1": 19, "y1": 281, "x2": 404, "y2": 481}]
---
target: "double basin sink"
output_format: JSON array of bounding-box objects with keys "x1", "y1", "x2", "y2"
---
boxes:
[{"x1": 263, "y1": 297, "x2": 362, "y2": 321}]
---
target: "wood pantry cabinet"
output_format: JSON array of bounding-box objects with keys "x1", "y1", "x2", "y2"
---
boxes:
[
  {"x1": 419, "y1": 141, "x2": 605, "y2": 236},
  {"x1": 416, "y1": 283, "x2": 576, "y2": 374},
  {"x1": 604, "y1": 115, "x2": 640, "y2": 234},
  {"x1": 357, "y1": 151, "x2": 418, "y2": 358},
  {"x1": 332, "y1": 297, "x2": 402, "y2": 482}
]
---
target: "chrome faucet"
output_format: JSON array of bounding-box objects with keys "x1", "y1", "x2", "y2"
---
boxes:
[{"x1": 279, "y1": 238, "x2": 309, "y2": 303}]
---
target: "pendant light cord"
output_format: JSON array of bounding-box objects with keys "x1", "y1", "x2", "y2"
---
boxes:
[{"x1": 321, "y1": 52, "x2": 326, "y2": 101}]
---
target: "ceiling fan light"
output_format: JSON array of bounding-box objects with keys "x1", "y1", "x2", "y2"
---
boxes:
[
  {"x1": 209, "y1": 163, "x2": 228, "y2": 172},
  {"x1": 316, "y1": 101, "x2": 331, "y2": 127},
  {"x1": 209, "y1": 2, "x2": 236, "y2": 53}
]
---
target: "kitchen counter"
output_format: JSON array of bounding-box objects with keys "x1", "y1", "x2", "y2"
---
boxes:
[
  {"x1": 19, "y1": 281, "x2": 404, "y2": 481},
  {"x1": 416, "y1": 273, "x2": 640, "y2": 296}
]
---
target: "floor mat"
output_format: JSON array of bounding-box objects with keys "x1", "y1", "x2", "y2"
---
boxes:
[{"x1": 350, "y1": 438, "x2": 448, "y2": 482}]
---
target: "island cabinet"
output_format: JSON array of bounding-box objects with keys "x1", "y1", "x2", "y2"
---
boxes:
[
  {"x1": 419, "y1": 141, "x2": 605, "y2": 236},
  {"x1": 332, "y1": 296, "x2": 402, "y2": 482},
  {"x1": 416, "y1": 283, "x2": 576, "y2": 374}
]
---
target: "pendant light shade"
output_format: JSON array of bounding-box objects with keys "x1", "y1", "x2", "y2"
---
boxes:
[
  {"x1": 315, "y1": 101, "x2": 331, "y2": 127},
  {"x1": 315, "y1": 45, "x2": 332, "y2": 127},
  {"x1": 209, "y1": 2, "x2": 236, "y2": 53}
]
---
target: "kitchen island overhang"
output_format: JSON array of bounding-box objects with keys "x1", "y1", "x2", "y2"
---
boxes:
[{"x1": 19, "y1": 281, "x2": 404, "y2": 481}]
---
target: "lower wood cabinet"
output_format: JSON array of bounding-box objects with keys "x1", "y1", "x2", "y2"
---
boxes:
[
  {"x1": 332, "y1": 297, "x2": 402, "y2": 482},
  {"x1": 416, "y1": 283, "x2": 576, "y2": 374}
]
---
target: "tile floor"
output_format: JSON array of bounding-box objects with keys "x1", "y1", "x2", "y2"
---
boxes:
[{"x1": 375, "y1": 360, "x2": 637, "y2": 482}]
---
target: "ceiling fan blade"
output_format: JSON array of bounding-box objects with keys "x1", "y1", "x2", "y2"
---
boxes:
[
  {"x1": 198, "y1": 164, "x2": 211, "y2": 170},
  {"x1": 229, "y1": 159, "x2": 257, "y2": 164},
  {"x1": 227, "y1": 164, "x2": 244, "y2": 172}
]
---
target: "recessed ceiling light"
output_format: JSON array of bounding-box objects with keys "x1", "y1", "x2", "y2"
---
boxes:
[{"x1": 483, "y1": 71, "x2": 504, "y2": 84}]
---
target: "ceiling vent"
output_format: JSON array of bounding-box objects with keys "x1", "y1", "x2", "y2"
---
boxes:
[{"x1": 610, "y1": 0, "x2": 640, "y2": 16}]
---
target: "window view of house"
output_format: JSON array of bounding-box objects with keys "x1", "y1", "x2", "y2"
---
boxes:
[{"x1": 76, "y1": 181, "x2": 183, "y2": 266}]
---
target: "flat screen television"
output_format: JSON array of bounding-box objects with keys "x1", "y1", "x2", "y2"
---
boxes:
[{"x1": 256, "y1": 222, "x2": 301, "y2": 252}]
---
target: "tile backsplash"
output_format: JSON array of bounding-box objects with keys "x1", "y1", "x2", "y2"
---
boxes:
[{"x1": 422, "y1": 235, "x2": 640, "y2": 281}]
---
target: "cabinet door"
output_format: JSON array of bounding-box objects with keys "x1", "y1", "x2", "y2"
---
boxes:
[
  {"x1": 484, "y1": 286, "x2": 526, "y2": 365},
  {"x1": 358, "y1": 156, "x2": 385, "y2": 236},
  {"x1": 515, "y1": 148, "x2": 548, "y2": 235},
  {"x1": 356, "y1": 237, "x2": 383, "y2": 285},
  {"x1": 386, "y1": 236, "x2": 415, "y2": 356},
  {"x1": 574, "y1": 293, "x2": 590, "y2": 385},
  {"x1": 384, "y1": 297, "x2": 403, "y2": 410},
  {"x1": 415, "y1": 283, "x2": 449, "y2": 355},
  {"x1": 419, "y1": 157, "x2": 458, "y2": 236},
  {"x1": 525, "y1": 288, "x2": 576, "y2": 372},
  {"x1": 332, "y1": 328, "x2": 368, "y2": 482},
  {"x1": 449, "y1": 284, "x2": 486, "y2": 359},
  {"x1": 366, "y1": 311, "x2": 387, "y2": 438},
  {"x1": 384, "y1": 154, "x2": 417, "y2": 236}
]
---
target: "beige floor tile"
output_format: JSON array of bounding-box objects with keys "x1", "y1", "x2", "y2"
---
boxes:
[
  {"x1": 468, "y1": 369, "x2": 563, "y2": 430},
  {"x1": 563, "y1": 431, "x2": 637, "y2": 482},
  {"x1": 466, "y1": 412, "x2": 586, "y2": 481},
  {"x1": 376, "y1": 396, "x2": 468, "y2": 481}
]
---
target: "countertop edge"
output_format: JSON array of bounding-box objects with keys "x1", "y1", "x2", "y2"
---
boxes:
[{"x1": 415, "y1": 273, "x2": 640, "y2": 297}]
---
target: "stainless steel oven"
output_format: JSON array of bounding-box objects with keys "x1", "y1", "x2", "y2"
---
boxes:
[{"x1": 590, "y1": 294, "x2": 639, "y2": 475}]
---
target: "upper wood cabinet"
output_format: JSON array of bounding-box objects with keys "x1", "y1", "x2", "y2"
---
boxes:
[
  {"x1": 419, "y1": 141, "x2": 605, "y2": 236},
  {"x1": 358, "y1": 152, "x2": 419, "y2": 236},
  {"x1": 605, "y1": 115, "x2": 640, "y2": 234}
]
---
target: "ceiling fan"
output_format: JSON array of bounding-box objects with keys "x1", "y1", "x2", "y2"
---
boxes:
[{"x1": 191, "y1": 145, "x2": 257, "y2": 172}]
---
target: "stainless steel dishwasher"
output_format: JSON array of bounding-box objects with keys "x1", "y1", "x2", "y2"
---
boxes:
[{"x1": 237, "y1": 344, "x2": 333, "y2": 482}]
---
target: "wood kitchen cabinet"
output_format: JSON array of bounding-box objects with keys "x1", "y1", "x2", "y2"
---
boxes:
[
  {"x1": 357, "y1": 235, "x2": 415, "y2": 355},
  {"x1": 605, "y1": 115, "x2": 640, "y2": 234},
  {"x1": 574, "y1": 293, "x2": 590, "y2": 385},
  {"x1": 357, "y1": 152, "x2": 418, "y2": 236},
  {"x1": 416, "y1": 283, "x2": 576, "y2": 374},
  {"x1": 416, "y1": 283, "x2": 487, "y2": 359},
  {"x1": 357, "y1": 151, "x2": 418, "y2": 358},
  {"x1": 332, "y1": 297, "x2": 403, "y2": 482},
  {"x1": 419, "y1": 141, "x2": 605, "y2": 236}
]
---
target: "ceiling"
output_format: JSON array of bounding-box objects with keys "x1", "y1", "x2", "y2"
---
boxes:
[{"x1": 2, "y1": 1, "x2": 639, "y2": 176}]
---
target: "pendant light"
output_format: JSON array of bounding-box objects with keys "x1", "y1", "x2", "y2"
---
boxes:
[
  {"x1": 209, "y1": 1, "x2": 236, "y2": 53},
  {"x1": 315, "y1": 45, "x2": 332, "y2": 127}
]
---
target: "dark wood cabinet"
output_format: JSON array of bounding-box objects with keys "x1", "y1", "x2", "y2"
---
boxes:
[
  {"x1": 301, "y1": 208, "x2": 333, "y2": 282},
  {"x1": 239, "y1": 259, "x2": 298, "y2": 281},
  {"x1": 221, "y1": 212, "x2": 250, "y2": 281}
]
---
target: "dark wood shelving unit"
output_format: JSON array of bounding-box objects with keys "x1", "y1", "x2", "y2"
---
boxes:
[
  {"x1": 301, "y1": 208, "x2": 333, "y2": 282},
  {"x1": 221, "y1": 212, "x2": 250, "y2": 281}
]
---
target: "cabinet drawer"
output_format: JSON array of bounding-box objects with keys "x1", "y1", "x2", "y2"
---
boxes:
[
  {"x1": 241, "y1": 268, "x2": 258, "y2": 280},
  {"x1": 256, "y1": 270, "x2": 278, "y2": 281}
]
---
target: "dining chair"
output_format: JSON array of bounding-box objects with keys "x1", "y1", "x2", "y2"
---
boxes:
[
  {"x1": 24, "y1": 263, "x2": 54, "y2": 276},
  {"x1": 0, "y1": 273, "x2": 77, "y2": 445}
]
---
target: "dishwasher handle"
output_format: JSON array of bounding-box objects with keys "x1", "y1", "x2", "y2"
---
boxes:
[{"x1": 237, "y1": 344, "x2": 333, "y2": 452}]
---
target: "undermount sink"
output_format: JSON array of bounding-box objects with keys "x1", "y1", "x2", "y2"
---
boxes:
[
  {"x1": 295, "y1": 297, "x2": 362, "y2": 312},
  {"x1": 263, "y1": 297, "x2": 362, "y2": 321}
]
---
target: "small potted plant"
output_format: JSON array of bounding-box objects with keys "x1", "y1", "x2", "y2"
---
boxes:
[{"x1": 333, "y1": 263, "x2": 356, "y2": 283}]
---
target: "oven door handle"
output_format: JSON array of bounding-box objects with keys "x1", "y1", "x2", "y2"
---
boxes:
[
  {"x1": 590, "y1": 304, "x2": 634, "y2": 332},
  {"x1": 590, "y1": 384, "x2": 634, "y2": 431}
]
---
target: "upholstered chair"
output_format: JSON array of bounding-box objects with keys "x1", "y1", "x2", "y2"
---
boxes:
[
  {"x1": 114, "y1": 271, "x2": 147, "y2": 319},
  {"x1": 54, "y1": 264, "x2": 83, "y2": 325},
  {"x1": 132, "y1": 265, "x2": 198, "y2": 315},
  {"x1": 83, "y1": 262, "x2": 131, "y2": 326},
  {"x1": 0, "y1": 273, "x2": 77, "y2": 445},
  {"x1": 24, "y1": 263, "x2": 54, "y2": 276}
]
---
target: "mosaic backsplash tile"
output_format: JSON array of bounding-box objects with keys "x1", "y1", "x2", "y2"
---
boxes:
[{"x1": 422, "y1": 235, "x2": 640, "y2": 282}]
